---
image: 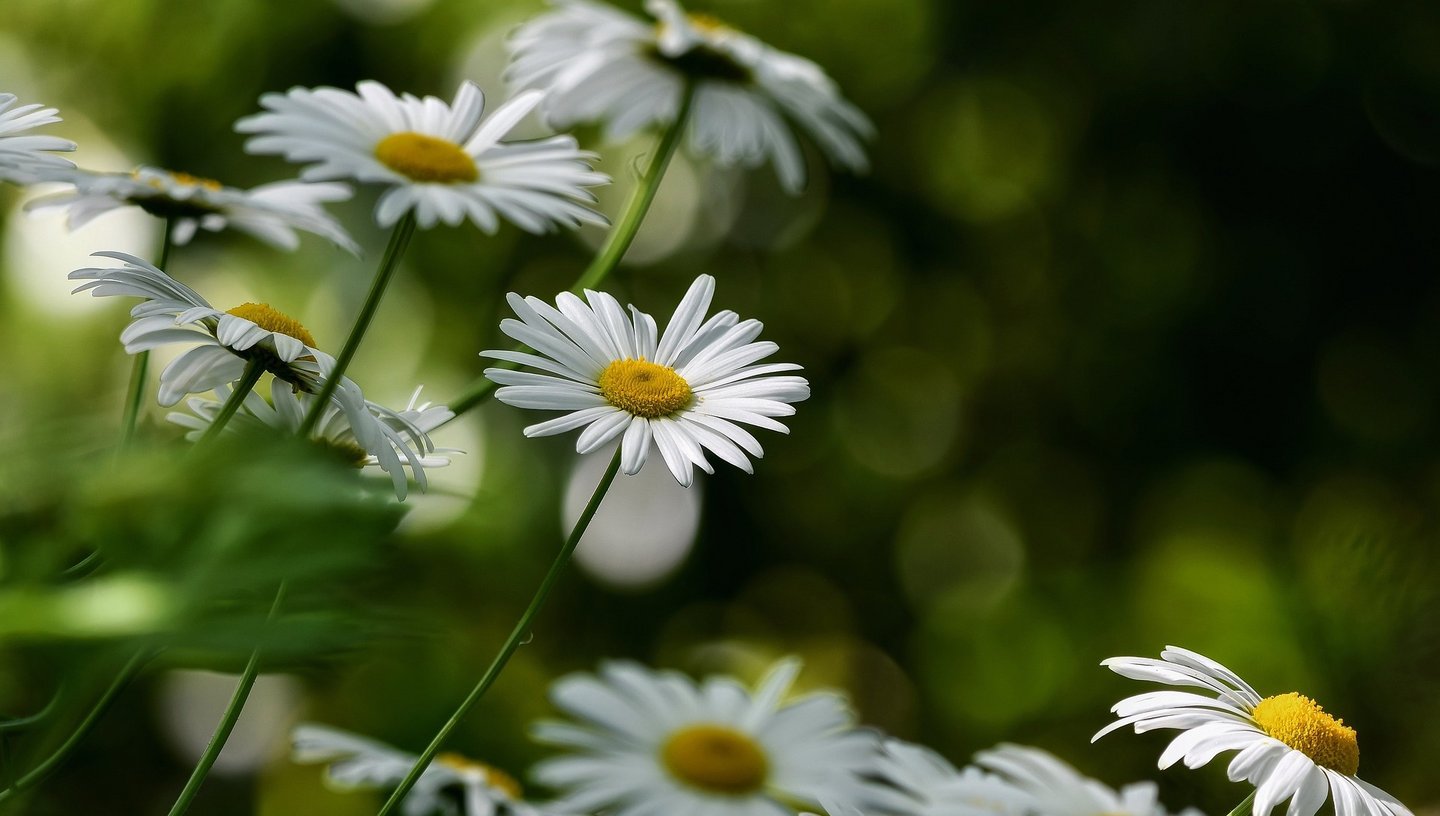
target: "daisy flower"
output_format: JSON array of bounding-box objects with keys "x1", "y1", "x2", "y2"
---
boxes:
[
  {"x1": 292, "y1": 723, "x2": 555, "y2": 816},
  {"x1": 482, "y1": 274, "x2": 809, "y2": 487},
  {"x1": 168, "y1": 385, "x2": 453, "y2": 500},
  {"x1": 974, "y1": 743, "x2": 1202, "y2": 816},
  {"x1": 235, "y1": 80, "x2": 608, "y2": 232},
  {"x1": 26, "y1": 166, "x2": 358, "y2": 253},
  {"x1": 1094, "y1": 645, "x2": 1413, "y2": 816},
  {"x1": 506, "y1": 0, "x2": 873, "y2": 193},
  {"x1": 864, "y1": 739, "x2": 1030, "y2": 816},
  {"x1": 0, "y1": 91, "x2": 76, "y2": 181},
  {"x1": 532, "y1": 658, "x2": 879, "y2": 815}
]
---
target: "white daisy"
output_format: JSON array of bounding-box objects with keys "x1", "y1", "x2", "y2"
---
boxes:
[
  {"x1": 532, "y1": 658, "x2": 879, "y2": 816},
  {"x1": 974, "y1": 744, "x2": 1203, "y2": 816},
  {"x1": 1094, "y1": 646, "x2": 1413, "y2": 816},
  {"x1": 0, "y1": 91, "x2": 76, "y2": 181},
  {"x1": 167, "y1": 384, "x2": 453, "y2": 500},
  {"x1": 292, "y1": 723, "x2": 558, "y2": 816},
  {"x1": 864, "y1": 739, "x2": 1030, "y2": 816},
  {"x1": 506, "y1": 0, "x2": 873, "y2": 193},
  {"x1": 235, "y1": 80, "x2": 609, "y2": 232},
  {"x1": 26, "y1": 166, "x2": 358, "y2": 253},
  {"x1": 482, "y1": 274, "x2": 809, "y2": 487}
]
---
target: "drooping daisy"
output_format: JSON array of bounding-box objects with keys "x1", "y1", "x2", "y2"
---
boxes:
[
  {"x1": 292, "y1": 724, "x2": 556, "y2": 816},
  {"x1": 0, "y1": 91, "x2": 76, "y2": 181},
  {"x1": 168, "y1": 384, "x2": 452, "y2": 500},
  {"x1": 1094, "y1": 646, "x2": 1413, "y2": 816},
  {"x1": 235, "y1": 80, "x2": 608, "y2": 232},
  {"x1": 974, "y1": 743, "x2": 1202, "y2": 816},
  {"x1": 532, "y1": 658, "x2": 879, "y2": 815},
  {"x1": 506, "y1": 0, "x2": 872, "y2": 193},
  {"x1": 482, "y1": 274, "x2": 809, "y2": 487},
  {"x1": 864, "y1": 739, "x2": 1030, "y2": 816},
  {"x1": 26, "y1": 166, "x2": 358, "y2": 253}
]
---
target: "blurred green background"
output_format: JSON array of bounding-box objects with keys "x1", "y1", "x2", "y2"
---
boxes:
[{"x1": 3, "y1": 0, "x2": 1440, "y2": 813}]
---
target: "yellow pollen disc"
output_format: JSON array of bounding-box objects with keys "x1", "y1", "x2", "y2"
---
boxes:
[
  {"x1": 1252, "y1": 692, "x2": 1359, "y2": 775},
  {"x1": 598, "y1": 358, "x2": 693, "y2": 418},
  {"x1": 224, "y1": 302, "x2": 318, "y2": 348},
  {"x1": 686, "y1": 12, "x2": 733, "y2": 36},
  {"x1": 436, "y1": 753, "x2": 523, "y2": 799},
  {"x1": 661, "y1": 724, "x2": 768, "y2": 795},
  {"x1": 374, "y1": 132, "x2": 478, "y2": 183}
]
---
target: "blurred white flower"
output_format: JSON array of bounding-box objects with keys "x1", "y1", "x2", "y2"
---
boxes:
[
  {"x1": 975, "y1": 743, "x2": 1203, "y2": 816},
  {"x1": 0, "y1": 91, "x2": 76, "y2": 181},
  {"x1": 866, "y1": 738, "x2": 1030, "y2": 816},
  {"x1": 507, "y1": 0, "x2": 872, "y2": 193}
]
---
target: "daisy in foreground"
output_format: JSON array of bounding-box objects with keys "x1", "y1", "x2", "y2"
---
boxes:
[
  {"x1": 1094, "y1": 646, "x2": 1413, "y2": 816},
  {"x1": 26, "y1": 165, "x2": 357, "y2": 253},
  {"x1": 482, "y1": 274, "x2": 809, "y2": 487},
  {"x1": 292, "y1": 724, "x2": 554, "y2": 816},
  {"x1": 168, "y1": 384, "x2": 452, "y2": 500},
  {"x1": 974, "y1": 743, "x2": 1202, "y2": 816},
  {"x1": 532, "y1": 658, "x2": 878, "y2": 815},
  {"x1": 0, "y1": 91, "x2": 76, "y2": 180},
  {"x1": 507, "y1": 0, "x2": 872, "y2": 193},
  {"x1": 236, "y1": 80, "x2": 608, "y2": 232}
]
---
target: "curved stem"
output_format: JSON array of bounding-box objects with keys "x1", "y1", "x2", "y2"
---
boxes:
[
  {"x1": 197, "y1": 360, "x2": 264, "y2": 445},
  {"x1": 118, "y1": 217, "x2": 176, "y2": 449},
  {"x1": 0, "y1": 651, "x2": 151, "y2": 806},
  {"x1": 444, "y1": 84, "x2": 695, "y2": 422},
  {"x1": 299, "y1": 212, "x2": 417, "y2": 437},
  {"x1": 165, "y1": 582, "x2": 287, "y2": 816},
  {"x1": 1226, "y1": 792, "x2": 1257, "y2": 816},
  {"x1": 375, "y1": 448, "x2": 623, "y2": 816},
  {"x1": 0, "y1": 686, "x2": 64, "y2": 733}
]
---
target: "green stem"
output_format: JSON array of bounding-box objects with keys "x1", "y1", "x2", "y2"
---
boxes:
[
  {"x1": 165, "y1": 583, "x2": 287, "y2": 816},
  {"x1": 197, "y1": 360, "x2": 264, "y2": 445},
  {"x1": 0, "y1": 688, "x2": 63, "y2": 733},
  {"x1": 118, "y1": 217, "x2": 176, "y2": 449},
  {"x1": 299, "y1": 212, "x2": 417, "y2": 437},
  {"x1": 1226, "y1": 792, "x2": 1256, "y2": 816},
  {"x1": 444, "y1": 84, "x2": 695, "y2": 422},
  {"x1": 375, "y1": 448, "x2": 624, "y2": 816},
  {"x1": 0, "y1": 651, "x2": 150, "y2": 806}
]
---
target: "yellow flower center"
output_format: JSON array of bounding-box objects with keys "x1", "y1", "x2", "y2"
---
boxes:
[
  {"x1": 224, "y1": 302, "x2": 318, "y2": 348},
  {"x1": 149, "y1": 170, "x2": 224, "y2": 191},
  {"x1": 436, "y1": 753, "x2": 523, "y2": 799},
  {"x1": 686, "y1": 12, "x2": 732, "y2": 36},
  {"x1": 597, "y1": 358, "x2": 693, "y2": 418},
  {"x1": 1251, "y1": 692, "x2": 1359, "y2": 775},
  {"x1": 661, "y1": 724, "x2": 768, "y2": 795},
  {"x1": 374, "y1": 132, "x2": 478, "y2": 183}
]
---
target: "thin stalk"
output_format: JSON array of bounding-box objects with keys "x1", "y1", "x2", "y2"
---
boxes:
[
  {"x1": 299, "y1": 212, "x2": 417, "y2": 436},
  {"x1": 197, "y1": 360, "x2": 264, "y2": 445},
  {"x1": 1226, "y1": 792, "x2": 1257, "y2": 816},
  {"x1": 164, "y1": 583, "x2": 287, "y2": 816},
  {"x1": 0, "y1": 688, "x2": 63, "y2": 733},
  {"x1": 118, "y1": 217, "x2": 176, "y2": 448},
  {"x1": 0, "y1": 651, "x2": 151, "y2": 806},
  {"x1": 375, "y1": 448, "x2": 624, "y2": 816},
  {"x1": 444, "y1": 84, "x2": 696, "y2": 422}
]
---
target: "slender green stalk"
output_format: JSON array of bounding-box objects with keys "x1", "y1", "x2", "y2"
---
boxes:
[
  {"x1": 118, "y1": 217, "x2": 176, "y2": 448},
  {"x1": 197, "y1": 360, "x2": 264, "y2": 445},
  {"x1": 0, "y1": 688, "x2": 63, "y2": 733},
  {"x1": 1226, "y1": 792, "x2": 1257, "y2": 816},
  {"x1": 0, "y1": 651, "x2": 150, "y2": 806},
  {"x1": 299, "y1": 212, "x2": 417, "y2": 436},
  {"x1": 375, "y1": 449, "x2": 624, "y2": 816},
  {"x1": 165, "y1": 583, "x2": 287, "y2": 816},
  {"x1": 444, "y1": 84, "x2": 696, "y2": 422}
]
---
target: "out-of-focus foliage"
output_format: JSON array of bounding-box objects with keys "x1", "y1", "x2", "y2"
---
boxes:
[{"x1": 3, "y1": 0, "x2": 1440, "y2": 814}]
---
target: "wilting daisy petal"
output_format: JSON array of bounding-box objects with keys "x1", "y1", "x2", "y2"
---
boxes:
[
  {"x1": 292, "y1": 724, "x2": 559, "y2": 816},
  {"x1": 862, "y1": 738, "x2": 1031, "y2": 816},
  {"x1": 27, "y1": 166, "x2": 357, "y2": 253},
  {"x1": 1095, "y1": 645, "x2": 1414, "y2": 816},
  {"x1": 0, "y1": 91, "x2": 76, "y2": 182},
  {"x1": 973, "y1": 743, "x2": 1202, "y2": 816},
  {"x1": 482, "y1": 274, "x2": 809, "y2": 487},
  {"x1": 507, "y1": 0, "x2": 872, "y2": 193},
  {"x1": 236, "y1": 80, "x2": 608, "y2": 232},
  {"x1": 532, "y1": 658, "x2": 879, "y2": 815},
  {"x1": 168, "y1": 384, "x2": 453, "y2": 500}
]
